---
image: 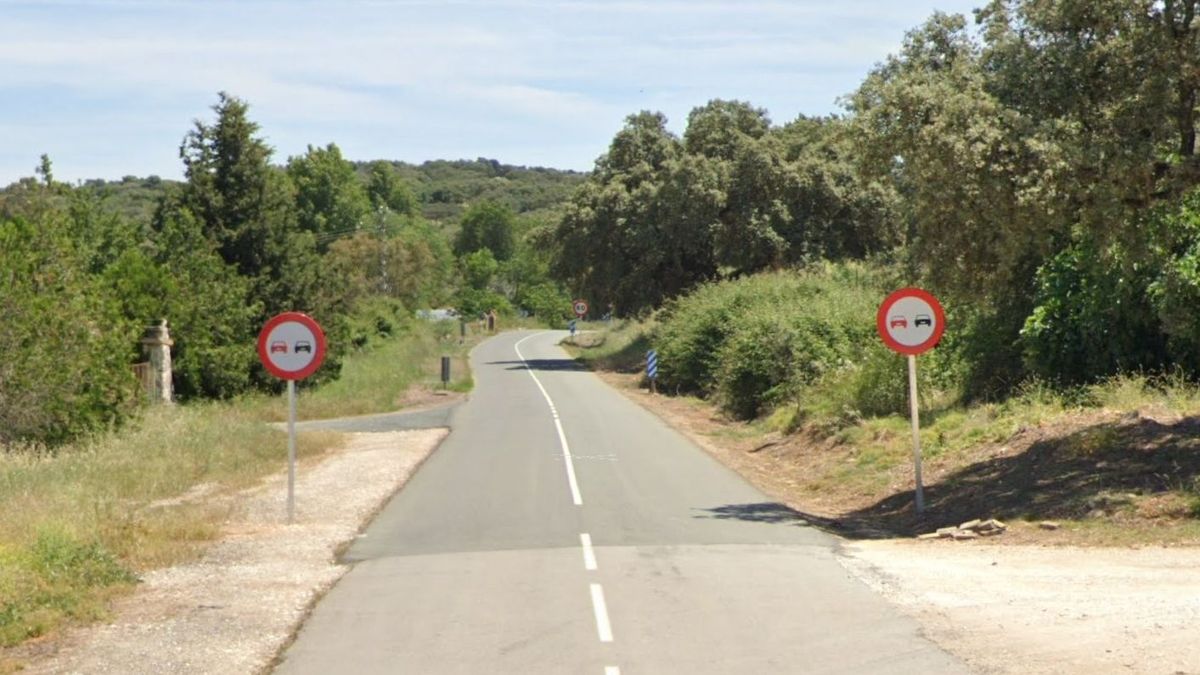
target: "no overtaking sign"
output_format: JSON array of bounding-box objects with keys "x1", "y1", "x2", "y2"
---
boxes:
[
  {"x1": 876, "y1": 288, "x2": 945, "y2": 356},
  {"x1": 258, "y1": 312, "x2": 327, "y2": 380},
  {"x1": 257, "y1": 311, "x2": 327, "y2": 524}
]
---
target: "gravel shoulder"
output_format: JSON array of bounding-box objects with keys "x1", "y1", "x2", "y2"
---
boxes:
[
  {"x1": 838, "y1": 540, "x2": 1200, "y2": 674},
  {"x1": 16, "y1": 428, "x2": 446, "y2": 675}
]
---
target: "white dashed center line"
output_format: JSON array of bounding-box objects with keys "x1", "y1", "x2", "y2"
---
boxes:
[
  {"x1": 590, "y1": 583, "x2": 614, "y2": 643},
  {"x1": 580, "y1": 533, "x2": 598, "y2": 571},
  {"x1": 514, "y1": 333, "x2": 583, "y2": 506}
]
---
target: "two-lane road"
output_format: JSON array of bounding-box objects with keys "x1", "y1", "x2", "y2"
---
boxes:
[{"x1": 275, "y1": 331, "x2": 965, "y2": 674}]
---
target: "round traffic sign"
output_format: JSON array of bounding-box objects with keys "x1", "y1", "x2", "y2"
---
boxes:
[
  {"x1": 257, "y1": 312, "x2": 327, "y2": 380},
  {"x1": 876, "y1": 288, "x2": 945, "y2": 356},
  {"x1": 572, "y1": 298, "x2": 589, "y2": 318}
]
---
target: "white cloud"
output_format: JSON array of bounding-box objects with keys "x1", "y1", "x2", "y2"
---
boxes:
[{"x1": 0, "y1": 0, "x2": 983, "y2": 182}]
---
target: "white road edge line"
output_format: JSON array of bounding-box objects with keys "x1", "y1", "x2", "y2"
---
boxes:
[
  {"x1": 515, "y1": 333, "x2": 583, "y2": 506},
  {"x1": 604, "y1": 667, "x2": 621, "y2": 675},
  {"x1": 580, "y1": 533, "x2": 598, "y2": 571},
  {"x1": 590, "y1": 583, "x2": 614, "y2": 643}
]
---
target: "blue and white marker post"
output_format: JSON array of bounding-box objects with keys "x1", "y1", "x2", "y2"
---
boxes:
[
  {"x1": 568, "y1": 319, "x2": 578, "y2": 339},
  {"x1": 646, "y1": 349, "x2": 659, "y2": 394}
]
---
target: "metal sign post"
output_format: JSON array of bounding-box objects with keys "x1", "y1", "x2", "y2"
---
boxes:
[
  {"x1": 876, "y1": 288, "x2": 945, "y2": 516},
  {"x1": 257, "y1": 312, "x2": 327, "y2": 524},
  {"x1": 906, "y1": 355, "x2": 924, "y2": 512},
  {"x1": 287, "y1": 380, "x2": 297, "y2": 521}
]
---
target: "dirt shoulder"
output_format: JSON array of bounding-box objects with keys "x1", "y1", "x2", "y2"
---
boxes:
[
  {"x1": 597, "y1": 371, "x2": 1200, "y2": 674},
  {"x1": 7, "y1": 429, "x2": 446, "y2": 675}
]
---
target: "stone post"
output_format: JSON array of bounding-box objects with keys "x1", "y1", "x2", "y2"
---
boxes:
[{"x1": 141, "y1": 320, "x2": 174, "y2": 404}]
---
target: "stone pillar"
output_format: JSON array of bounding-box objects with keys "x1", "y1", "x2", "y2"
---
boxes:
[{"x1": 141, "y1": 320, "x2": 174, "y2": 404}]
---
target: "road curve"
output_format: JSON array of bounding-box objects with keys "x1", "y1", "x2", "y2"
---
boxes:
[{"x1": 274, "y1": 330, "x2": 966, "y2": 674}]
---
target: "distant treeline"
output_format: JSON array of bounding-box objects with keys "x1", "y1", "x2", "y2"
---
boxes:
[{"x1": 70, "y1": 157, "x2": 586, "y2": 229}]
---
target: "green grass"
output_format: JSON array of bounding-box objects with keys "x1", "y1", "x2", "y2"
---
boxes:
[
  {"x1": 566, "y1": 318, "x2": 657, "y2": 374},
  {"x1": 0, "y1": 321, "x2": 474, "y2": 647},
  {"x1": 245, "y1": 322, "x2": 477, "y2": 422}
]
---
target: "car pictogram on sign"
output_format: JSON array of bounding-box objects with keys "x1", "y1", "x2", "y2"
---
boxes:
[
  {"x1": 877, "y1": 288, "x2": 946, "y2": 356},
  {"x1": 258, "y1": 312, "x2": 327, "y2": 381}
]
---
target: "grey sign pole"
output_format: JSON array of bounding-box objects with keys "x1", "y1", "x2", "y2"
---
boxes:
[
  {"x1": 287, "y1": 379, "x2": 297, "y2": 523},
  {"x1": 907, "y1": 355, "x2": 925, "y2": 514}
]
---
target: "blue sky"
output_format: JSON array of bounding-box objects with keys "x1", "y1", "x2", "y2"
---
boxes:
[{"x1": 0, "y1": 0, "x2": 981, "y2": 185}]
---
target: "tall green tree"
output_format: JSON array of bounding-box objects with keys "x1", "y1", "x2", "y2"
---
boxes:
[
  {"x1": 287, "y1": 143, "x2": 371, "y2": 245},
  {"x1": 365, "y1": 160, "x2": 418, "y2": 217},
  {"x1": 454, "y1": 201, "x2": 516, "y2": 261},
  {"x1": 163, "y1": 92, "x2": 346, "y2": 386},
  {"x1": 0, "y1": 210, "x2": 139, "y2": 443}
]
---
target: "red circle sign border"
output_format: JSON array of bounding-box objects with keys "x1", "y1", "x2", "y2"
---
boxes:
[
  {"x1": 572, "y1": 298, "x2": 589, "y2": 317},
  {"x1": 257, "y1": 312, "x2": 327, "y2": 380},
  {"x1": 876, "y1": 288, "x2": 946, "y2": 356}
]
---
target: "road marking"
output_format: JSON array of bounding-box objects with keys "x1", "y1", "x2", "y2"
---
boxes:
[
  {"x1": 515, "y1": 333, "x2": 583, "y2": 506},
  {"x1": 590, "y1": 583, "x2": 614, "y2": 643},
  {"x1": 605, "y1": 668, "x2": 620, "y2": 675},
  {"x1": 580, "y1": 533, "x2": 597, "y2": 571}
]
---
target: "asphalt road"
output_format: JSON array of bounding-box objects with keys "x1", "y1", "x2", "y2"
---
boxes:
[{"x1": 274, "y1": 331, "x2": 966, "y2": 674}]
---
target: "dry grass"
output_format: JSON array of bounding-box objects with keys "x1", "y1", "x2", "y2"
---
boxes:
[{"x1": 0, "y1": 321, "x2": 476, "y2": 648}]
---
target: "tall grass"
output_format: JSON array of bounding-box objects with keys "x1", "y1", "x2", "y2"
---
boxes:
[{"x1": 0, "y1": 319, "x2": 470, "y2": 646}]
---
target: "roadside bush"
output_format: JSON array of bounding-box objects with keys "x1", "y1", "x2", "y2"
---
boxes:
[
  {"x1": 654, "y1": 263, "x2": 886, "y2": 420},
  {"x1": 517, "y1": 282, "x2": 573, "y2": 328},
  {"x1": 0, "y1": 217, "x2": 140, "y2": 445},
  {"x1": 346, "y1": 296, "x2": 412, "y2": 350},
  {"x1": 1022, "y1": 236, "x2": 1166, "y2": 384}
]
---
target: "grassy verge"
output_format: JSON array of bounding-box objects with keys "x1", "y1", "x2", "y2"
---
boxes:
[
  {"x1": 245, "y1": 321, "x2": 477, "y2": 422},
  {"x1": 573, "y1": 322, "x2": 1200, "y2": 545},
  {"x1": 0, "y1": 319, "x2": 477, "y2": 648}
]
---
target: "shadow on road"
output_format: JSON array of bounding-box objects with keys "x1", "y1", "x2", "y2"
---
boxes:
[
  {"x1": 696, "y1": 502, "x2": 814, "y2": 525},
  {"x1": 487, "y1": 359, "x2": 588, "y2": 372},
  {"x1": 693, "y1": 502, "x2": 880, "y2": 537}
]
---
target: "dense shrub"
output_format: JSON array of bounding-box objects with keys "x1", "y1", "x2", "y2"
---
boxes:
[
  {"x1": 1022, "y1": 237, "x2": 1166, "y2": 385},
  {"x1": 0, "y1": 217, "x2": 140, "y2": 444},
  {"x1": 653, "y1": 264, "x2": 886, "y2": 420}
]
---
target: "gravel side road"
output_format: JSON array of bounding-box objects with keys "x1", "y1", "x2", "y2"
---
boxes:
[{"x1": 20, "y1": 429, "x2": 446, "y2": 675}]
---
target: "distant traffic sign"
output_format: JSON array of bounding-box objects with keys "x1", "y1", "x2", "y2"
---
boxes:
[
  {"x1": 257, "y1": 312, "x2": 327, "y2": 380},
  {"x1": 646, "y1": 349, "x2": 658, "y2": 380},
  {"x1": 573, "y1": 299, "x2": 589, "y2": 318},
  {"x1": 876, "y1": 288, "x2": 945, "y2": 356}
]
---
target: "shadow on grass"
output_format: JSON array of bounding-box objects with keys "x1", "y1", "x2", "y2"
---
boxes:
[
  {"x1": 577, "y1": 333, "x2": 654, "y2": 374},
  {"x1": 693, "y1": 416, "x2": 1200, "y2": 540},
  {"x1": 839, "y1": 415, "x2": 1200, "y2": 537}
]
